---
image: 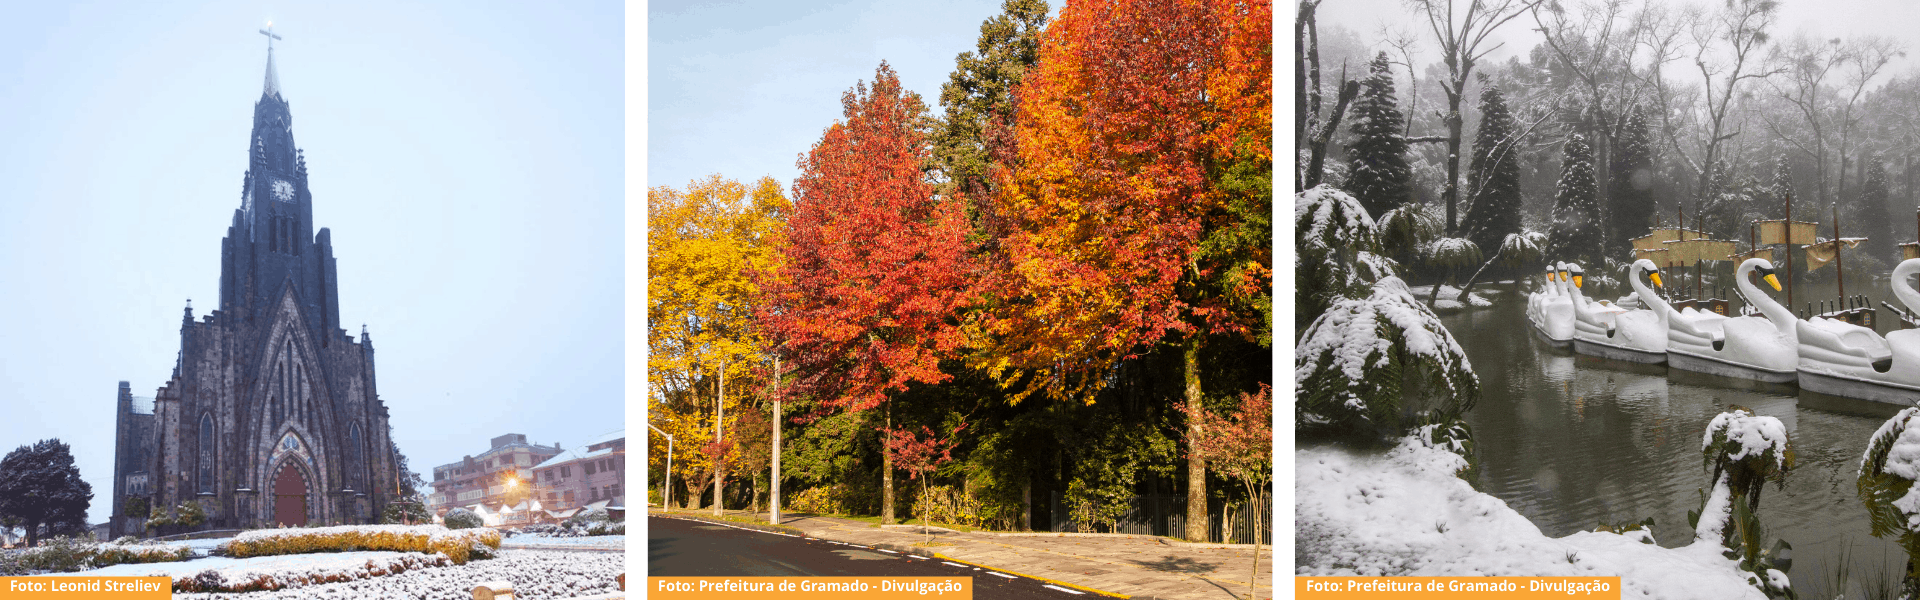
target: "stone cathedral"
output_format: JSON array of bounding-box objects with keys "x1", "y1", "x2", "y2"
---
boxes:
[{"x1": 110, "y1": 37, "x2": 396, "y2": 537}]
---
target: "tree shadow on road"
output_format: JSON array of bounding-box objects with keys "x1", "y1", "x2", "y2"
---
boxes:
[{"x1": 1125, "y1": 556, "x2": 1222, "y2": 573}]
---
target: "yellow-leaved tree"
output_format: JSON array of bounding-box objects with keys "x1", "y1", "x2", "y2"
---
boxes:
[{"x1": 648, "y1": 174, "x2": 788, "y2": 510}]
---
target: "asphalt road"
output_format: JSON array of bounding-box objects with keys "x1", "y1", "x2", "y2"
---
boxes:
[{"x1": 647, "y1": 515, "x2": 1094, "y2": 599}]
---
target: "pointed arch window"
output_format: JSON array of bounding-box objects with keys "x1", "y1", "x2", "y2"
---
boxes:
[
  {"x1": 197, "y1": 413, "x2": 215, "y2": 494},
  {"x1": 348, "y1": 423, "x2": 364, "y2": 491}
]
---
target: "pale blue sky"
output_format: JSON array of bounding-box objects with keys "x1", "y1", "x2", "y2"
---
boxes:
[
  {"x1": 0, "y1": 1, "x2": 621, "y2": 524},
  {"x1": 648, "y1": 0, "x2": 1055, "y2": 194}
]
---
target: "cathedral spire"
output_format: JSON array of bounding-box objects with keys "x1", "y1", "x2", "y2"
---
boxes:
[{"x1": 259, "y1": 23, "x2": 283, "y2": 99}]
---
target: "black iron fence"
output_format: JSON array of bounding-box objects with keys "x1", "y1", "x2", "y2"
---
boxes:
[{"x1": 1048, "y1": 492, "x2": 1270, "y2": 545}]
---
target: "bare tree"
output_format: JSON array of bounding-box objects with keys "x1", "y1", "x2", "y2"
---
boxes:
[
  {"x1": 1408, "y1": 0, "x2": 1549, "y2": 235},
  {"x1": 1531, "y1": 0, "x2": 1644, "y2": 244},
  {"x1": 1763, "y1": 35, "x2": 1845, "y2": 205},
  {"x1": 1299, "y1": 0, "x2": 1360, "y2": 191},
  {"x1": 1834, "y1": 36, "x2": 1905, "y2": 202},
  {"x1": 1672, "y1": 0, "x2": 1782, "y2": 205}
]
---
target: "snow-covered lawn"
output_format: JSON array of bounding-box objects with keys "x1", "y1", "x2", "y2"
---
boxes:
[
  {"x1": 1297, "y1": 438, "x2": 1770, "y2": 599},
  {"x1": 62, "y1": 550, "x2": 450, "y2": 592},
  {"x1": 63, "y1": 549, "x2": 619, "y2": 599}
]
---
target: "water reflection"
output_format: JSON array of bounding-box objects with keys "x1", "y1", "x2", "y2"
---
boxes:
[{"x1": 1449, "y1": 296, "x2": 1906, "y2": 596}]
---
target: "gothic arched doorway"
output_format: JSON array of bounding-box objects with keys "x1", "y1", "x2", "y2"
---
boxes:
[{"x1": 272, "y1": 463, "x2": 308, "y2": 526}]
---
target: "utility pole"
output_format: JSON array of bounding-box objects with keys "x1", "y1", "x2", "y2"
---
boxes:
[
  {"x1": 770, "y1": 355, "x2": 782, "y2": 526},
  {"x1": 714, "y1": 364, "x2": 725, "y2": 517},
  {"x1": 647, "y1": 423, "x2": 673, "y2": 510}
]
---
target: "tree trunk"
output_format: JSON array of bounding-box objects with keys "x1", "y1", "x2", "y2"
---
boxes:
[
  {"x1": 714, "y1": 366, "x2": 725, "y2": 517},
  {"x1": 1443, "y1": 85, "x2": 1465, "y2": 235},
  {"x1": 883, "y1": 405, "x2": 895, "y2": 524},
  {"x1": 1248, "y1": 484, "x2": 1263, "y2": 600},
  {"x1": 1183, "y1": 336, "x2": 1208, "y2": 542}
]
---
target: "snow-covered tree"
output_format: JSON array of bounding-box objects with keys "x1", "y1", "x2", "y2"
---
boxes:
[
  {"x1": 1460, "y1": 86, "x2": 1523, "y2": 257},
  {"x1": 1609, "y1": 106, "x2": 1656, "y2": 251},
  {"x1": 1344, "y1": 52, "x2": 1413, "y2": 219},
  {"x1": 0, "y1": 439, "x2": 92, "y2": 548},
  {"x1": 1860, "y1": 407, "x2": 1920, "y2": 599},
  {"x1": 1296, "y1": 276, "x2": 1479, "y2": 440},
  {"x1": 1296, "y1": 185, "x2": 1397, "y2": 333},
  {"x1": 1863, "y1": 157, "x2": 1895, "y2": 261},
  {"x1": 1696, "y1": 166, "x2": 1742, "y2": 240},
  {"x1": 1770, "y1": 156, "x2": 1803, "y2": 219},
  {"x1": 1547, "y1": 134, "x2": 1605, "y2": 269}
]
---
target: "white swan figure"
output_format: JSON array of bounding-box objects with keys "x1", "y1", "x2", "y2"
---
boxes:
[
  {"x1": 1532, "y1": 262, "x2": 1577, "y2": 348},
  {"x1": 1528, "y1": 265, "x2": 1562, "y2": 329},
  {"x1": 1666, "y1": 258, "x2": 1798, "y2": 382},
  {"x1": 1569, "y1": 262, "x2": 1629, "y2": 350},
  {"x1": 1796, "y1": 259, "x2": 1920, "y2": 403},
  {"x1": 1573, "y1": 259, "x2": 1669, "y2": 364}
]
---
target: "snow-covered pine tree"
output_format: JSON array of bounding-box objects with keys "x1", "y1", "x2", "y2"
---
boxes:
[
  {"x1": 1696, "y1": 166, "x2": 1740, "y2": 240},
  {"x1": 1344, "y1": 52, "x2": 1413, "y2": 220},
  {"x1": 1546, "y1": 134, "x2": 1605, "y2": 269},
  {"x1": 1608, "y1": 106, "x2": 1655, "y2": 252},
  {"x1": 1863, "y1": 156, "x2": 1895, "y2": 261},
  {"x1": 1460, "y1": 85, "x2": 1522, "y2": 257},
  {"x1": 1770, "y1": 156, "x2": 1800, "y2": 218}
]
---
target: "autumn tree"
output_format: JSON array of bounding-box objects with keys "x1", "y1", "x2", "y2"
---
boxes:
[
  {"x1": 759, "y1": 62, "x2": 976, "y2": 525},
  {"x1": 1183, "y1": 386, "x2": 1272, "y2": 600},
  {"x1": 647, "y1": 174, "x2": 789, "y2": 509},
  {"x1": 883, "y1": 422, "x2": 967, "y2": 542},
  {"x1": 982, "y1": 0, "x2": 1271, "y2": 543}
]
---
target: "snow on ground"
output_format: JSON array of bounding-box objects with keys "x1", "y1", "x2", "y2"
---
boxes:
[
  {"x1": 168, "y1": 549, "x2": 622, "y2": 600},
  {"x1": 1410, "y1": 284, "x2": 1494, "y2": 309},
  {"x1": 1297, "y1": 438, "x2": 1769, "y2": 599},
  {"x1": 63, "y1": 550, "x2": 447, "y2": 589},
  {"x1": 500, "y1": 534, "x2": 623, "y2": 549}
]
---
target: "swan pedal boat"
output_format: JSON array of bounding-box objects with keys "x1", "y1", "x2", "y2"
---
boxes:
[
  {"x1": 1529, "y1": 263, "x2": 1576, "y2": 349},
  {"x1": 1572, "y1": 259, "x2": 1670, "y2": 364},
  {"x1": 1795, "y1": 258, "x2": 1920, "y2": 404},
  {"x1": 1665, "y1": 258, "x2": 1797, "y2": 383}
]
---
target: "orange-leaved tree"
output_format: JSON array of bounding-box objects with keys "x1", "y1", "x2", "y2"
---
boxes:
[
  {"x1": 758, "y1": 62, "x2": 977, "y2": 525},
  {"x1": 648, "y1": 175, "x2": 788, "y2": 509},
  {"x1": 980, "y1": 0, "x2": 1272, "y2": 542}
]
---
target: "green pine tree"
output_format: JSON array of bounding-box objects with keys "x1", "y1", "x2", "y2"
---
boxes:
[
  {"x1": 1344, "y1": 52, "x2": 1413, "y2": 220},
  {"x1": 1547, "y1": 134, "x2": 1605, "y2": 268},
  {"x1": 1460, "y1": 86, "x2": 1523, "y2": 257},
  {"x1": 1609, "y1": 106, "x2": 1656, "y2": 251},
  {"x1": 933, "y1": 0, "x2": 1048, "y2": 241}
]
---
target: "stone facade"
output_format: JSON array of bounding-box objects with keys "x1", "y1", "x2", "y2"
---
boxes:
[{"x1": 110, "y1": 47, "x2": 396, "y2": 537}]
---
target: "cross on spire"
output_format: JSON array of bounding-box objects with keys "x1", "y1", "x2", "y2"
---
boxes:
[{"x1": 259, "y1": 22, "x2": 282, "y2": 50}]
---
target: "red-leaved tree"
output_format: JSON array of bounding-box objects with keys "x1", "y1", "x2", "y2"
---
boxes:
[
  {"x1": 882, "y1": 422, "x2": 968, "y2": 543},
  {"x1": 1182, "y1": 385, "x2": 1272, "y2": 599},
  {"x1": 758, "y1": 62, "x2": 976, "y2": 525},
  {"x1": 982, "y1": 0, "x2": 1272, "y2": 542}
]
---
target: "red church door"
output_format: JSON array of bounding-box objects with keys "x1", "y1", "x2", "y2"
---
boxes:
[{"x1": 273, "y1": 463, "x2": 308, "y2": 526}]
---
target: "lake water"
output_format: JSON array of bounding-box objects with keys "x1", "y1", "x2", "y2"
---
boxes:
[{"x1": 1448, "y1": 275, "x2": 1914, "y2": 598}]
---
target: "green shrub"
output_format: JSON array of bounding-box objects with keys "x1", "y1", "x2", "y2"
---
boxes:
[{"x1": 443, "y1": 508, "x2": 482, "y2": 530}]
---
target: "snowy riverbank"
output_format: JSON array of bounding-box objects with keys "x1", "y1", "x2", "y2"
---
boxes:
[{"x1": 1296, "y1": 437, "x2": 1771, "y2": 599}]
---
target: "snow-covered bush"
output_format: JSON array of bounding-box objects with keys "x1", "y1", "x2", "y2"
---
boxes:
[
  {"x1": 1692, "y1": 407, "x2": 1795, "y2": 598},
  {"x1": 169, "y1": 551, "x2": 452, "y2": 593},
  {"x1": 1297, "y1": 185, "x2": 1398, "y2": 332},
  {"x1": 0, "y1": 536, "x2": 193, "y2": 575},
  {"x1": 225, "y1": 524, "x2": 501, "y2": 565},
  {"x1": 1858, "y1": 406, "x2": 1920, "y2": 597},
  {"x1": 1296, "y1": 276, "x2": 1478, "y2": 442},
  {"x1": 169, "y1": 549, "x2": 622, "y2": 600},
  {"x1": 442, "y1": 508, "x2": 482, "y2": 530}
]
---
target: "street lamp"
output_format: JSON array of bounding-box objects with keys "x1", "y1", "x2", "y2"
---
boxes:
[{"x1": 647, "y1": 423, "x2": 673, "y2": 511}]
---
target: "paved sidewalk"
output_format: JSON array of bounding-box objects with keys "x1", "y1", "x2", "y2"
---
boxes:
[{"x1": 652, "y1": 509, "x2": 1270, "y2": 600}]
